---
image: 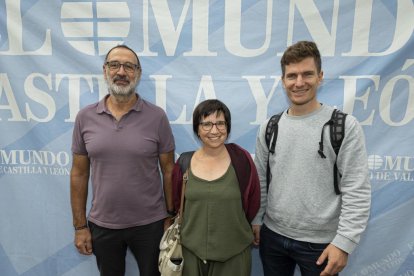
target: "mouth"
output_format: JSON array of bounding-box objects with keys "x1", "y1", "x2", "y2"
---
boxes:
[
  {"x1": 291, "y1": 89, "x2": 309, "y2": 97},
  {"x1": 293, "y1": 88, "x2": 308, "y2": 94},
  {"x1": 113, "y1": 77, "x2": 130, "y2": 86}
]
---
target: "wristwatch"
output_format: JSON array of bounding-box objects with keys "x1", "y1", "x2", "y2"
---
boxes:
[{"x1": 167, "y1": 210, "x2": 177, "y2": 217}]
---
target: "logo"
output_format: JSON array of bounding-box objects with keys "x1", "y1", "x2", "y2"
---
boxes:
[
  {"x1": 368, "y1": 155, "x2": 414, "y2": 182},
  {"x1": 60, "y1": 1, "x2": 131, "y2": 55},
  {"x1": 0, "y1": 150, "x2": 71, "y2": 176}
]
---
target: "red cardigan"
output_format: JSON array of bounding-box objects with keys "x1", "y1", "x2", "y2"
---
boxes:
[{"x1": 172, "y1": 143, "x2": 260, "y2": 223}]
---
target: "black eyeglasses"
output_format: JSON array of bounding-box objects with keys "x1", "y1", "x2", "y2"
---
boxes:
[
  {"x1": 106, "y1": 61, "x2": 140, "y2": 73},
  {"x1": 200, "y1": 121, "x2": 227, "y2": 131}
]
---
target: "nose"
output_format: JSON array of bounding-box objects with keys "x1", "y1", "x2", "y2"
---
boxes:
[
  {"x1": 210, "y1": 124, "x2": 219, "y2": 133},
  {"x1": 295, "y1": 75, "x2": 304, "y2": 86}
]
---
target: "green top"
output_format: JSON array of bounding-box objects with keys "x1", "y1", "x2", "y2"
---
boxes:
[{"x1": 181, "y1": 165, "x2": 253, "y2": 262}]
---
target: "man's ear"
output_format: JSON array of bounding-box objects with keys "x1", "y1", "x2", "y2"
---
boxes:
[{"x1": 103, "y1": 66, "x2": 108, "y2": 81}]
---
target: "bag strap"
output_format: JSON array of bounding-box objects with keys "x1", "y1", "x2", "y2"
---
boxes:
[
  {"x1": 330, "y1": 109, "x2": 347, "y2": 195},
  {"x1": 318, "y1": 109, "x2": 347, "y2": 195},
  {"x1": 178, "y1": 151, "x2": 194, "y2": 173},
  {"x1": 265, "y1": 112, "x2": 283, "y2": 192},
  {"x1": 178, "y1": 169, "x2": 188, "y2": 223}
]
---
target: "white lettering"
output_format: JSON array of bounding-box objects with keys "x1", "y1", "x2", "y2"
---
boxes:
[
  {"x1": 243, "y1": 76, "x2": 282, "y2": 124},
  {"x1": 184, "y1": 0, "x2": 217, "y2": 56},
  {"x1": 379, "y1": 74, "x2": 414, "y2": 126},
  {"x1": 0, "y1": 0, "x2": 52, "y2": 55},
  {"x1": 25, "y1": 73, "x2": 55, "y2": 122},
  {"x1": 0, "y1": 150, "x2": 70, "y2": 166},
  {"x1": 341, "y1": 75, "x2": 380, "y2": 125},
  {"x1": 55, "y1": 74, "x2": 104, "y2": 123},
  {"x1": 146, "y1": 0, "x2": 191, "y2": 56},
  {"x1": 285, "y1": 0, "x2": 339, "y2": 56},
  {"x1": 171, "y1": 75, "x2": 217, "y2": 124},
  {"x1": 0, "y1": 73, "x2": 25, "y2": 121},
  {"x1": 224, "y1": 0, "x2": 273, "y2": 57},
  {"x1": 384, "y1": 156, "x2": 403, "y2": 171},
  {"x1": 344, "y1": 0, "x2": 414, "y2": 56},
  {"x1": 149, "y1": 75, "x2": 173, "y2": 111}
]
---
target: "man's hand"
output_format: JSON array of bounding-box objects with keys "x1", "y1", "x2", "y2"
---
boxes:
[
  {"x1": 317, "y1": 244, "x2": 348, "y2": 275},
  {"x1": 252, "y1": 224, "x2": 261, "y2": 246},
  {"x1": 74, "y1": 228, "x2": 93, "y2": 255},
  {"x1": 164, "y1": 217, "x2": 174, "y2": 231}
]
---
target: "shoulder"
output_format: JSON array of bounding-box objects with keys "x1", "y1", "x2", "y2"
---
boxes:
[
  {"x1": 323, "y1": 105, "x2": 359, "y2": 130},
  {"x1": 177, "y1": 151, "x2": 195, "y2": 172},
  {"x1": 343, "y1": 113, "x2": 363, "y2": 136},
  {"x1": 178, "y1": 151, "x2": 195, "y2": 160},
  {"x1": 257, "y1": 116, "x2": 274, "y2": 135},
  {"x1": 75, "y1": 102, "x2": 100, "y2": 120},
  {"x1": 226, "y1": 143, "x2": 253, "y2": 160}
]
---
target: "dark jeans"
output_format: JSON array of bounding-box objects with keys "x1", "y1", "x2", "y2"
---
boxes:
[
  {"x1": 259, "y1": 224, "x2": 336, "y2": 276},
  {"x1": 88, "y1": 219, "x2": 164, "y2": 276}
]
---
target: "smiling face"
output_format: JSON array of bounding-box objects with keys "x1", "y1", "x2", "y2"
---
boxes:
[
  {"x1": 198, "y1": 111, "x2": 228, "y2": 149},
  {"x1": 282, "y1": 57, "x2": 323, "y2": 109},
  {"x1": 103, "y1": 47, "x2": 141, "y2": 97}
]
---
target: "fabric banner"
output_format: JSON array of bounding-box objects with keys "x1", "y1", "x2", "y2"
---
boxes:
[{"x1": 1, "y1": 0, "x2": 413, "y2": 275}]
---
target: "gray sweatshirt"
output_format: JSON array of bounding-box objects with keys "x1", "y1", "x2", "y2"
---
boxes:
[{"x1": 252, "y1": 104, "x2": 371, "y2": 254}]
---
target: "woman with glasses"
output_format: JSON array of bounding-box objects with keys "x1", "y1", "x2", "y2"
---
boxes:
[{"x1": 171, "y1": 99, "x2": 260, "y2": 276}]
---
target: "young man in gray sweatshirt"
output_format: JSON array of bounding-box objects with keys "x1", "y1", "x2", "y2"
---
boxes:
[{"x1": 252, "y1": 41, "x2": 371, "y2": 276}]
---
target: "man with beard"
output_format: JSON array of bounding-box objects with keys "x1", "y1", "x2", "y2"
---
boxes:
[{"x1": 70, "y1": 45, "x2": 175, "y2": 276}]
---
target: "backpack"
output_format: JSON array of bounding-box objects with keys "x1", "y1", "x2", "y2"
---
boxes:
[{"x1": 265, "y1": 109, "x2": 347, "y2": 195}]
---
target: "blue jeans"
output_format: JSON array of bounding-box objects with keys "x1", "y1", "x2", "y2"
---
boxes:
[{"x1": 259, "y1": 224, "x2": 335, "y2": 276}]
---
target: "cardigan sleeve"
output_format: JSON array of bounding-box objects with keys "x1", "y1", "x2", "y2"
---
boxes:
[
  {"x1": 226, "y1": 143, "x2": 261, "y2": 223},
  {"x1": 172, "y1": 161, "x2": 184, "y2": 212}
]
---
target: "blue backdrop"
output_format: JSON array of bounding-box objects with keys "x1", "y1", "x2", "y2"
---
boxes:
[{"x1": 1, "y1": 0, "x2": 413, "y2": 275}]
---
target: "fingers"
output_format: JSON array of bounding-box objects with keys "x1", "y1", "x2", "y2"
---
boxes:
[
  {"x1": 318, "y1": 244, "x2": 348, "y2": 276},
  {"x1": 74, "y1": 230, "x2": 93, "y2": 255},
  {"x1": 316, "y1": 249, "x2": 328, "y2": 266},
  {"x1": 163, "y1": 217, "x2": 174, "y2": 231},
  {"x1": 76, "y1": 240, "x2": 93, "y2": 255},
  {"x1": 252, "y1": 225, "x2": 261, "y2": 246},
  {"x1": 85, "y1": 240, "x2": 93, "y2": 254}
]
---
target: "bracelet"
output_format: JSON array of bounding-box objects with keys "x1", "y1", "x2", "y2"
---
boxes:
[
  {"x1": 167, "y1": 210, "x2": 177, "y2": 217},
  {"x1": 74, "y1": 224, "x2": 88, "y2": 231}
]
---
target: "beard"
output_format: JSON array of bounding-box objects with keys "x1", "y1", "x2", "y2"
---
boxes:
[{"x1": 106, "y1": 73, "x2": 138, "y2": 98}]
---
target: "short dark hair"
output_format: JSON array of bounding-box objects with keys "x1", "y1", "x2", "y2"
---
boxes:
[
  {"x1": 192, "y1": 99, "x2": 231, "y2": 137},
  {"x1": 104, "y1": 45, "x2": 141, "y2": 68},
  {"x1": 280, "y1": 41, "x2": 321, "y2": 77}
]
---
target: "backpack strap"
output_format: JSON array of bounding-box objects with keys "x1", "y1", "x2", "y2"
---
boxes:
[
  {"x1": 330, "y1": 109, "x2": 347, "y2": 195},
  {"x1": 265, "y1": 112, "x2": 283, "y2": 192},
  {"x1": 318, "y1": 109, "x2": 347, "y2": 195},
  {"x1": 178, "y1": 151, "x2": 195, "y2": 173},
  {"x1": 330, "y1": 109, "x2": 347, "y2": 155}
]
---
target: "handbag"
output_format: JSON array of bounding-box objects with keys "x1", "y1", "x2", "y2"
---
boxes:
[{"x1": 158, "y1": 170, "x2": 188, "y2": 276}]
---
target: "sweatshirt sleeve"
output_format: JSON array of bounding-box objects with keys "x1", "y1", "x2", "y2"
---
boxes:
[
  {"x1": 252, "y1": 121, "x2": 270, "y2": 225},
  {"x1": 331, "y1": 115, "x2": 371, "y2": 254}
]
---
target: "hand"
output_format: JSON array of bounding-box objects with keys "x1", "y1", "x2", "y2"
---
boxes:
[
  {"x1": 74, "y1": 228, "x2": 93, "y2": 255},
  {"x1": 317, "y1": 244, "x2": 348, "y2": 275},
  {"x1": 252, "y1": 225, "x2": 261, "y2": 246},
  {"x1": 164, "y1": 216, "x2": 174, "y2": 231}
]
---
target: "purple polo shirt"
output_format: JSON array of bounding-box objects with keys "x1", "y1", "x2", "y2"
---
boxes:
[{"x1": 72, "y1": 94, "x2": 175, "y2": 229}]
